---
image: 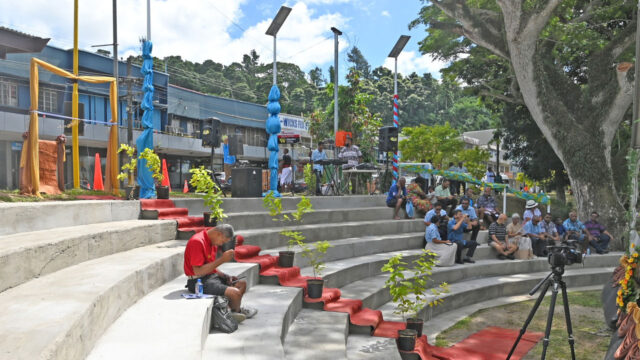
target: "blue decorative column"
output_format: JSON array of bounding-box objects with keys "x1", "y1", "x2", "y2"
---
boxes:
[
  {"x1": 136, "y1": 40, "x2": 155, "y2": 198},
  {"x1": 265, "y1": 84, "x2": 282, "y2": 197}
]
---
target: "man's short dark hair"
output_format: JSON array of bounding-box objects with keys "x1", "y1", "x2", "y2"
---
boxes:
[
  {"x1": 591, "y1": 211, "x2": 599, "y2": 216},
  {"x1": 435, "y1": 201, "x2": 444, "y2": 208},
  {"x1": 431, "y1": 215, "x2": 440, "y2": 224},
  {"x1": 461, "y1": 198, "x2": 470, "y2": 204},
  {"x1": 453, "y1": 209, "x2": 462, "y2": 216}
]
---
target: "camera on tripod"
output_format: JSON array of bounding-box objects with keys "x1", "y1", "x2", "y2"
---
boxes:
[{"x1": 547, "y1": 240, "x2": 582, "y2": 267}]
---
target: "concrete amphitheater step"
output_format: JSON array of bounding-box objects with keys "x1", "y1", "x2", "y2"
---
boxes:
[
  {"x1": 203, "y1": 285, "x2": 303, "y2": 360},
  {"x1": 261, "y1": 232, "x2": 425, "y2": 268},
  {"x1": 238, "y1": 219, "x2": 425, "y2": 250},
  {"x1": 173, "y1": 196, "x2": 387, "y2": 215},
  {"x1": 283, "y1": 309, "x2": 349, "y2": 360},
  {"x1": 0, "y1": 240, "x2": 185, "y2": 360},
  {"x1": 0, "y1": 219, "x2": 177, "y2": 293},
  {"x1": 376, "y1": 266, "x2": 616, "y2": 324},
  {"x1": 226, "y1": 207, "x2": 395, "y2": 230},
  {"x1": 87, "y1": 262, "x2": 260, "y2": 360},
  {"x1": 0, "y1": 200, "x2": 140, "y2": 236},
  {"x1": 339, "y1": 253, "x2": 622, "y2": 313},
  {"x1": 346, "y1": 335, "x2": 402, "y2": 360}
]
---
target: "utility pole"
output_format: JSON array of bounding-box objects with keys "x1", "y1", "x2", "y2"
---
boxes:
[
  {"x1": 331, "y1": 27, "x2": 342, "y2": 136},
  {"x1": 112, "y1": 0, "x2": 118, "y2": 99}
]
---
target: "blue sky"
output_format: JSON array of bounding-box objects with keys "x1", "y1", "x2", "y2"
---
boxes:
[{"x1": 0, "y1": 0, "x2": 446, "y2": 81}]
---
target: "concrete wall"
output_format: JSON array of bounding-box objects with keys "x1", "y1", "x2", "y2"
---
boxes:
[{"x1": 0, "y1": 200, "x2": 140, "y2": 236}]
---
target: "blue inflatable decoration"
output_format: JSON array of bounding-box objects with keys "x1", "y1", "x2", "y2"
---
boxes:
[
  {"x1": 136, "y1": 40, "x2": 156, "y2": 199},
  {"x1": 264, "y1": 84, "x2": 281, "y2": 197}
]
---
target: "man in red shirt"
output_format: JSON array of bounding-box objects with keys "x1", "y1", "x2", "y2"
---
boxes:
[{"x1": 184, "y1": 224, "x2": 256, "y2": 320}]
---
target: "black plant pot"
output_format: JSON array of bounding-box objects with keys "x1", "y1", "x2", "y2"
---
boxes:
[
  {"x1": 156, "y1": 185, "x2": 170, "y2": 199},
  {"x1": 406, "y1": 318, "x2": 423, "y2": 338},
  {"x1": 306, "y1": 278, "x2": 324, "y2": 299},
  {"x1": 396, "y1": 329, "x2": 417, "y2": 352},
  {"x1": 203, "y1": 212, "x2": 218, "y2": 227},
  {"x1": 221, "y1": 236, "x2": 236, "y2": 252},
  {"x1": 125, "y1": 186, "x2": 140, "y2": 200},
  {"x1": 278, "y1": 251, "x2": 295, "y2": 268}
]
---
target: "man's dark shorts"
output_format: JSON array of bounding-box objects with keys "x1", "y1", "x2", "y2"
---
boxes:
[
  {"x1": 387, "y1": 197, "x2": 406, "y2": 208},
  {"x1": 186, "y1": 274, "x2": 229, "y2": 296}
]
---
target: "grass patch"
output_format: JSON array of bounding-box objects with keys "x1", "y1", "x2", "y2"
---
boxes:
[
  {"x1": 435, "y1": 290, "x2": 611, "y2": 360},
  {"x1": 0, "y1": 189, "x2": 121, "y2": 202}
]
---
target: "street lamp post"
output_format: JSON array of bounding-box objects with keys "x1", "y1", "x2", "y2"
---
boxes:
[
  {"x1": 265, "y1": 6, "x2": 291, "y2": 196},
  {"x1": 387, "y1": 35, "x2": 410, "y2": 183}
]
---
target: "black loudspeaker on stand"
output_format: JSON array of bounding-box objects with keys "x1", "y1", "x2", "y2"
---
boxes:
[
  {"x1": 231, "y1": 168, "x2": 262, "y2": 197},
  {"x1": 202, "y1": 117, "x2": 221, "y2": 148},
  {"x1": 228, "y1": 134, "x2": 244, "y2": 156},
  {"x1": 378, "y1": 126, "x2": 398, "y2": 152}
]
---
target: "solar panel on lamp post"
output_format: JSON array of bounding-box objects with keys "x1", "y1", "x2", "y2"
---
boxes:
[{"x1": 266, "y1": 6, "x2": 292, "y2": 85}]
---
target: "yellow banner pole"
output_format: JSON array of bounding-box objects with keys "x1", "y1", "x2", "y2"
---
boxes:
[{"x1": 72, "y1": 0, "x2": 80, "y2": 189}]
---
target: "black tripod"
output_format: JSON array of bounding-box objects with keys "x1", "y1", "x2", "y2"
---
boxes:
[{"x1": 506, "y1": 265, "x2": 576, "y2": 360}]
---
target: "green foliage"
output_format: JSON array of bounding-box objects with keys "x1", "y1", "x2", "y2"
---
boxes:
[
  {"x1": 262, "y1": 193, "x2": 314, "y2": 250},
  {"x1": 400, "y1": 123, "x2": 489, "y2": 173},
  {"x1": 304, "y1": 163, "x2": 316, "y2": 196},
  {"x1": 300, "y1": 240, "x2": 331, "y2": 278},
  {"x1": 189, "y1": 166, "x2": 226, "y2": 222},
  {"x1": 138, "y1": 148, "x2": 163, "y2": 184},
  {"x1": 116, "y1": 144, "x2": 137, "y2": 184},
  {"x1": 382, "y1": 250, "x2": 449, "y2": 321}
]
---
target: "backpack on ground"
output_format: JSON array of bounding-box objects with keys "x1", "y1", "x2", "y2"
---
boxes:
[{"x1": 211, "y1": 296, "x2": 238, "y2": 333}]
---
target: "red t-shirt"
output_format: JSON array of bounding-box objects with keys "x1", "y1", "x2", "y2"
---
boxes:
[{"x1": 183, "y1": 230, "x2": 217, "y2": 277}]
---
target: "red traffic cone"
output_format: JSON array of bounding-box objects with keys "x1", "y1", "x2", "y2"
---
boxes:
[
  {"x1": 161, "y1": 158, "x2": 171, "y2": 192},
  {"x1": 183, "y1": 180, "x2": 189, "y2": 193},
  {"x1": 93, "y1": 153, "x2": 104, "y2": 191}
]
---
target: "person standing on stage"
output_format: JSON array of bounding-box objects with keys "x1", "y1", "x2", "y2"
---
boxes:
[
  {"x1": 338, "y1": 135, "x2": 362, "y2": 194},
  {"x1": 222, "y1": 135, "x2": 236, "y2": 182},
  {"x1": 311, "y1": 142, "x2": 327, "y2": 196},
  {"x1": 280, "y1": 148, "x2": 293, "y2": 194}
]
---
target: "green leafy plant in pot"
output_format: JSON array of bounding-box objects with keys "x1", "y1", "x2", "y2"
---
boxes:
[
  {"x1": 116, "y1": 144, "x2": 139, "y2": 200},
  {"x1": 300, "y1": 240, "x2": 331, "y2": 299},
  {"x1": 138, "y1": 148, "x2": 169, "y2": 199},
  {"x1": 382, "y1": 250, "x2": 449, "y2": 352},
  {"x1": 262, "y1": 193, "x2": 314, "y2": 268},
  {"x1": 189, "y1": 166, "x2": 227, "y2": 228}
]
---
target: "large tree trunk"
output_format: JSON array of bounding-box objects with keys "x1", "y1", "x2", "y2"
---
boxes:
[{"x1": 555, "y1": 183, "x2": 565, "y2": 205}]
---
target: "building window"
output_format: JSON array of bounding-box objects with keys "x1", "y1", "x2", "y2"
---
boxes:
[
  {"x1": 0, "y1": 77, "x2": 18, "y2": 107},
  {"x1": 39, "y1": 88, "x2": 58, "y2": 113}
]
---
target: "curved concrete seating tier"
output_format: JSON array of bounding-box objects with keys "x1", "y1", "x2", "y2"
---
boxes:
[
  {"x1": 283, "y1": 309, "x2": 349, "y2": 360},
  {"x1": 0, "y1": 200, "x2": 140, "y2": 236},
  {"x1": 203, "y1": 285, "x2": 303, "y2": 360},
  {"x1": 87, "y1": 262, "x2": 260, "y2": 360},
  {"x1": 0, "y1": 240, "x2": 185, "y2": 360},
  {"x1": 0, "y1": 219, "x2": 176, "y2": 293}
]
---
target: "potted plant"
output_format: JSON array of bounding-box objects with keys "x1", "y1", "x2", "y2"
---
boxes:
[
  {"x1": 138, "y1": 148, "x2": 169, "y2": 199},
  {"x1": 263, "y1": 193, "x2": 314, "y2": 268},
  {"x1": 382, "y1": 250, "x2": 449, "y2": 352},
  {"x1": 300, "y1": 240, "x2": 331, "y2": 298},
  {"x1": 117, "y1": 144, "x2": 139, "y2": 200},
  {"x1": 189, "y1": 166, "x2": 227, "y2": 227}
]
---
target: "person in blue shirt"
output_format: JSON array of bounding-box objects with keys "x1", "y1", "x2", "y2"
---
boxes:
[
  {"x1": 386, "y1": 177, "x2": 411, "y2": 220},
  {"x1": 524, "y1": 215, "x2": 551, "y2": 257},
  {"x1": 425, "y1": 215, "x2": 457, "y2": 267},
  {"x1": 455, "y1": 198, "x2": 480, "y2": 244},
  {"x1": 448, "y1": 209, "x2": 477, "y2": 264},
  {"x1": 222, "y1": 136, "x2": 236, "y2": 182},
  {"x1": 563, "y1": 211, "x2": 591, "y2": 253},
  {"x1": 311, "y1": 142, "x2": 327, "y2": 195}
]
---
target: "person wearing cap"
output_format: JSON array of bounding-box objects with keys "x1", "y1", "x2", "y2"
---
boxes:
[
  {"x1": 311, "y1": 142, "x2": 327, "y2": 195},
  {"x1": 523, "y1": 200, "x2": 542, "y2": 224},
  {"x1": 338, "y1": 135, "x2": 362, "y2": 194}
]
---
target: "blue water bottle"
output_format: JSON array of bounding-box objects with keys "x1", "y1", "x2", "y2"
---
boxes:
[{"x1": 196, "y1": 279, "x2": 203, "y2": 297}]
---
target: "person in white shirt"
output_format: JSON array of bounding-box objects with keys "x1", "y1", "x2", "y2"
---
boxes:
[{"x1": 523, "y1": 200, "x2": 542, "y2": 224}]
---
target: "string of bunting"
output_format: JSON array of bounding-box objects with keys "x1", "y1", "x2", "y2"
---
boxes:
[{"x1": 399, "y1": 163, "x2": 551, "y2": 205}]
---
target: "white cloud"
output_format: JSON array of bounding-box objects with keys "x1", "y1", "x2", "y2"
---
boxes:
[
  {"x1": 0, "y1": 0, "x2": 349, "y2": 70},
  {"x1": 381, "y1": 10, "x2": 390, "y2": 17},
  {"x1": 382, "y1": 51, "x2": 448, "y2": 77},
  {"x1": 294, "y1": 0, "x2": 353, "y2": 4}
]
